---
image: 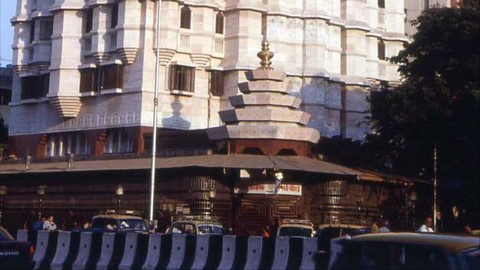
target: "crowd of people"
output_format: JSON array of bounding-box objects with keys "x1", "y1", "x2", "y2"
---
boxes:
[{"x1": 23, "y1": 209, "x2": 88, "y2": 232}]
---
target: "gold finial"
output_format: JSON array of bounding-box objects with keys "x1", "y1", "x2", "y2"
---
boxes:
[{"x1": 257, "y1": 36, "x2": 274, "y2": 70}]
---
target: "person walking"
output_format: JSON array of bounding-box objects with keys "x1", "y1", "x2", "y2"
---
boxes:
[
  {"x1": 417, "y1": 216, "x2": 434, "y2": 232},
  {"x1": 448, "y1": 205, "x2": 472, "y2": 234}
]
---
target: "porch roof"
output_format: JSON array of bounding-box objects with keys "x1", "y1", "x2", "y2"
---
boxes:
[{"x1": 0, "y1": 154, "x2": 360, "y2": 176}]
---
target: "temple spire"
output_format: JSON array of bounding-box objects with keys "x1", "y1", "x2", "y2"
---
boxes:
[{"x1": 257, "y1": 36, "x2": 274, "y2": 70}]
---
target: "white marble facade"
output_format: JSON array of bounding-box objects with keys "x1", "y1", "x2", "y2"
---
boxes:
[{"x1": 9, "y1": 0, "x2": 407, "y2": 142}]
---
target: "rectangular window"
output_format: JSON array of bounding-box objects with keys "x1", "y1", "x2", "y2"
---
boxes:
[
  {"x1": 378, "y1": 40, "x2": 386, "y2": 60},
  {"x1": 85, "y1": 9, "x2": 93, "y2": 33},
  {"x1": 79, "y1": 68, "x2": 99, "y2": 93},
  {"x1": 0, "y1": 90, "x2": 12, "y2": 105},
  {"x1": 104, "y1": 129, "x2": 133, "y2": 154},
  {"x1": 169, "y1": 65, "x2": 195, "y2": 92},
  {"x1": 40, "y1": 74, "x2": 50, "y2": 96},
  {"x1": 378, "y1": 0, "x2": 385, "y2": 9},
  {"x1": 209, "y1": 70, "x2": 224, "y2": 96},
  {"x1": 39, "y1": 20, "x2": 53, "y2": 40},
  {"x1": 110, "y1": 4, "x2": 118, "y2": 29},
  {"x1": 30, "y1": 20, "x2": 36, "y2": 43},
  {"x1": 215, "y1": 12, "x2": 224, "y2": 34},
  {"x1": 45, "y1": 133, "x2": 90, "y2": 157},
  {"x1": 180, "y1": 6, "x2": 191, "y2": 29},
  {"x1": 101, "y1": 64, "x2": 123, "y2": 90},
  {"x1": 21, "y1": 75, "x2": 48, "y2": 99}
]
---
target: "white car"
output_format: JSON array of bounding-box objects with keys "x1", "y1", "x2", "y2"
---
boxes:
[{"x1": 276, "y1": 219, "x2": 314, "y2": 237}]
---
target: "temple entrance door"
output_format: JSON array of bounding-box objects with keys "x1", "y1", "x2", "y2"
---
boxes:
[{"x1": 234, "y1": 195, "x2": 302, "y2": 236}]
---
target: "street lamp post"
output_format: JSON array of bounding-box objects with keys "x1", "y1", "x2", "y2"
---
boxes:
[
  {"x1": 116, "y1": 185, "x2": 124, "y2": 212},
  {"x1": 0, "y1": 185, "x2": 7, "y2": 226},
  {"x1": 37, "y1": 185, "x2": 46, "y2": 221}
]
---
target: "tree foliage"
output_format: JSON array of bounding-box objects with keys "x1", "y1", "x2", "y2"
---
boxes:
[{"x1": 367, "y1": 2, "x2": 480, "y2": 212}]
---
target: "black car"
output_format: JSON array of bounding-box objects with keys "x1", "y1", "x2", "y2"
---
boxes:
[
  {"x1": 328, "y1": 233, "x2": 480, "y2": 270},
  {"x1": 89, "y1": 214, "x2": 148, "y2": 233},
  {"x1": 0, "y1": 226, "x2": 35, "y2": 270}
]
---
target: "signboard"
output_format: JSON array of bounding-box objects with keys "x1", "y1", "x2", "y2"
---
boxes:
[{"x1": 234, "y1": 183, "x2": 302, "y2": 196}]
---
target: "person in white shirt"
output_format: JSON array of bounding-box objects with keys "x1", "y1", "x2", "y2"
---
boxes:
[
  {"x1": 43, "y1": 215, "x2": 57, "y2": 231},
  {"x1": 417, "y1": 217, "x2": 434, "y2": 232}
]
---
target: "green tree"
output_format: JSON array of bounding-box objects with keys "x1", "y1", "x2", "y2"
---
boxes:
[{"x1": 367, "y1": 2, "x2": 480, "y2": 219}]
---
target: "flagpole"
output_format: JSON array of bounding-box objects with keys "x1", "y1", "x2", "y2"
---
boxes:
[{"x1": 149, "y1": 0, "x2": 162, "y2": 225}]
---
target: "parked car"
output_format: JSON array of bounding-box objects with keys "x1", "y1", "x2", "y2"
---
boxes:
[
  {"x1": 89, "y1": 213, "x2": 148, "y2": 233},
  {"x1": 328, "y1": 233, "x2": 480, "y2": 270},
  {"x1": 165, "y1": 216, "x2": 224, "y2": 235},
  {"x1": 0, "y1": 226, "x2": 35, "y2": 270},
  {"x1": 276, "y1": 219, "x2": 315, "y2": 237},
  {"x1": 315, "y1": 224, "x2": 370, "y2": 269}
]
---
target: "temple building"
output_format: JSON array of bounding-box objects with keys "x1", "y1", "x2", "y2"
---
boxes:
[{"x1": 0, "y1": 0, "x2": 415, "y2": 234}]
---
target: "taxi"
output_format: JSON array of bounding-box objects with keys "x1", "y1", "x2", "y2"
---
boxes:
[
  {"x1": 165, "y1": 216, "x2": 225, "y2": 235},
  {"x1": 276, "y1": 219, "x2": 315, "y2": 237}
]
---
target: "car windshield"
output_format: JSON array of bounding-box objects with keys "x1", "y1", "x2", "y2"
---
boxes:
[
  {"x1": 0, "y1": 227, "x2": 13, "y2": 240},
  {"x1": 198, "y1": 224, "x2": 224, "y2": 235},
  {"x1": 278, "y1": 227, "x2": 313, "y2": 237},
  {"x1": 119, "y1": 219, "x2": 147, "y2": 231}
]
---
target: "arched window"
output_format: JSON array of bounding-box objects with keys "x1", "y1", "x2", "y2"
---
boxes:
[
  {"x1": 180, "y1": 6, "x2": 191, "y2": 29},
  {"x1": 215, "y1": 12, "x2": 224, "y2": 34}
]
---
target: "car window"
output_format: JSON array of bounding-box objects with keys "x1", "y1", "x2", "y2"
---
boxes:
[
  {"x1": 119, "y1": 219, "x2": 146, "y2": 230},
  {"x1": 358, "y1": 242, "x2": 449, "y2": 270},
  {"x1": 0, "y1": 228, "x2": 13, "y2": 241},
  {"x1": 198, "y1": 224, "x2": 224, "y2": 235},
  {"x1": 459, "y1": 248, "x2": 480, "y2": 270},
  {"x1": 278, "y1": 227, "x2": 313, "y2": 237},
  {"x1": 91, "y1": 218, "x2": 105, "y2": 229},
  {"x1": 171, "y1": 223, "x2": 185, "y2": 234}
]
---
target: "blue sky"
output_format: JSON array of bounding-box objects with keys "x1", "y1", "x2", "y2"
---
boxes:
[{"x1": 0, "y1": 0, "x2": 16, "y2": 67}]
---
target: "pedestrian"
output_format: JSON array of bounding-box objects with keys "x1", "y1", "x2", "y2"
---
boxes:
[
  {"x1": 43, "y1": 215, "x2": 57, "y2": 231},
  {"x1": 23, "y1": 209, "x2": 37, "y2": 231},
  {"x1": 417, "y1": 216, "x2": 434, "y2": 232},
  {"x1": 62, "y1": 209, "x2": 77, "y2": 231},
  {"x1": 447, "y1": 205, "x2": 472, "y2": 234},
  {"x1": 435, "y1": 210, "x2": 443, "y2": 232},
  {"x1": 271, "y1": 217, "x2": 280, "y2": 236},
  {"x1": 378, "y1": 219, "x2": 390, "y2": 233},
  {"x1": 262, "y1": 226, "x2": 270, "y2": 237},
  {"x1": 370, "y1": 220, "x2": 379, "y2": 233}
]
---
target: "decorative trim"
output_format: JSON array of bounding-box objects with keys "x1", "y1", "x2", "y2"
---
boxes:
[
  {"x1": 154, "y1": 48, "x2": 176, "y2": 66},
  {"x1": 117, "y1": 48, "x2": 138, "y2": 65},
  {"x1": 190, "y1": 54, "x2": 210, "y2": 69},
  {"x1": 49, "y1": 96, "x2": 82, "y2": 118},
  {"x1": 92, "y1": 52, "x2": 111, "y2": 64}
]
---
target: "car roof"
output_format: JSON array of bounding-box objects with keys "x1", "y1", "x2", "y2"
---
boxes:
[
  {"x1": 92, "y1": 214, "x2": 144, "y2": 220},
  {"x1": 350, "y1": 233, "x2": 480, "y2": 253},
  {"x1": 173, "y1": 216, "x2": 222, "y2": 225},
  {"x1": 319, "y1": 224, "x2": 368, "y2": 229}
]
